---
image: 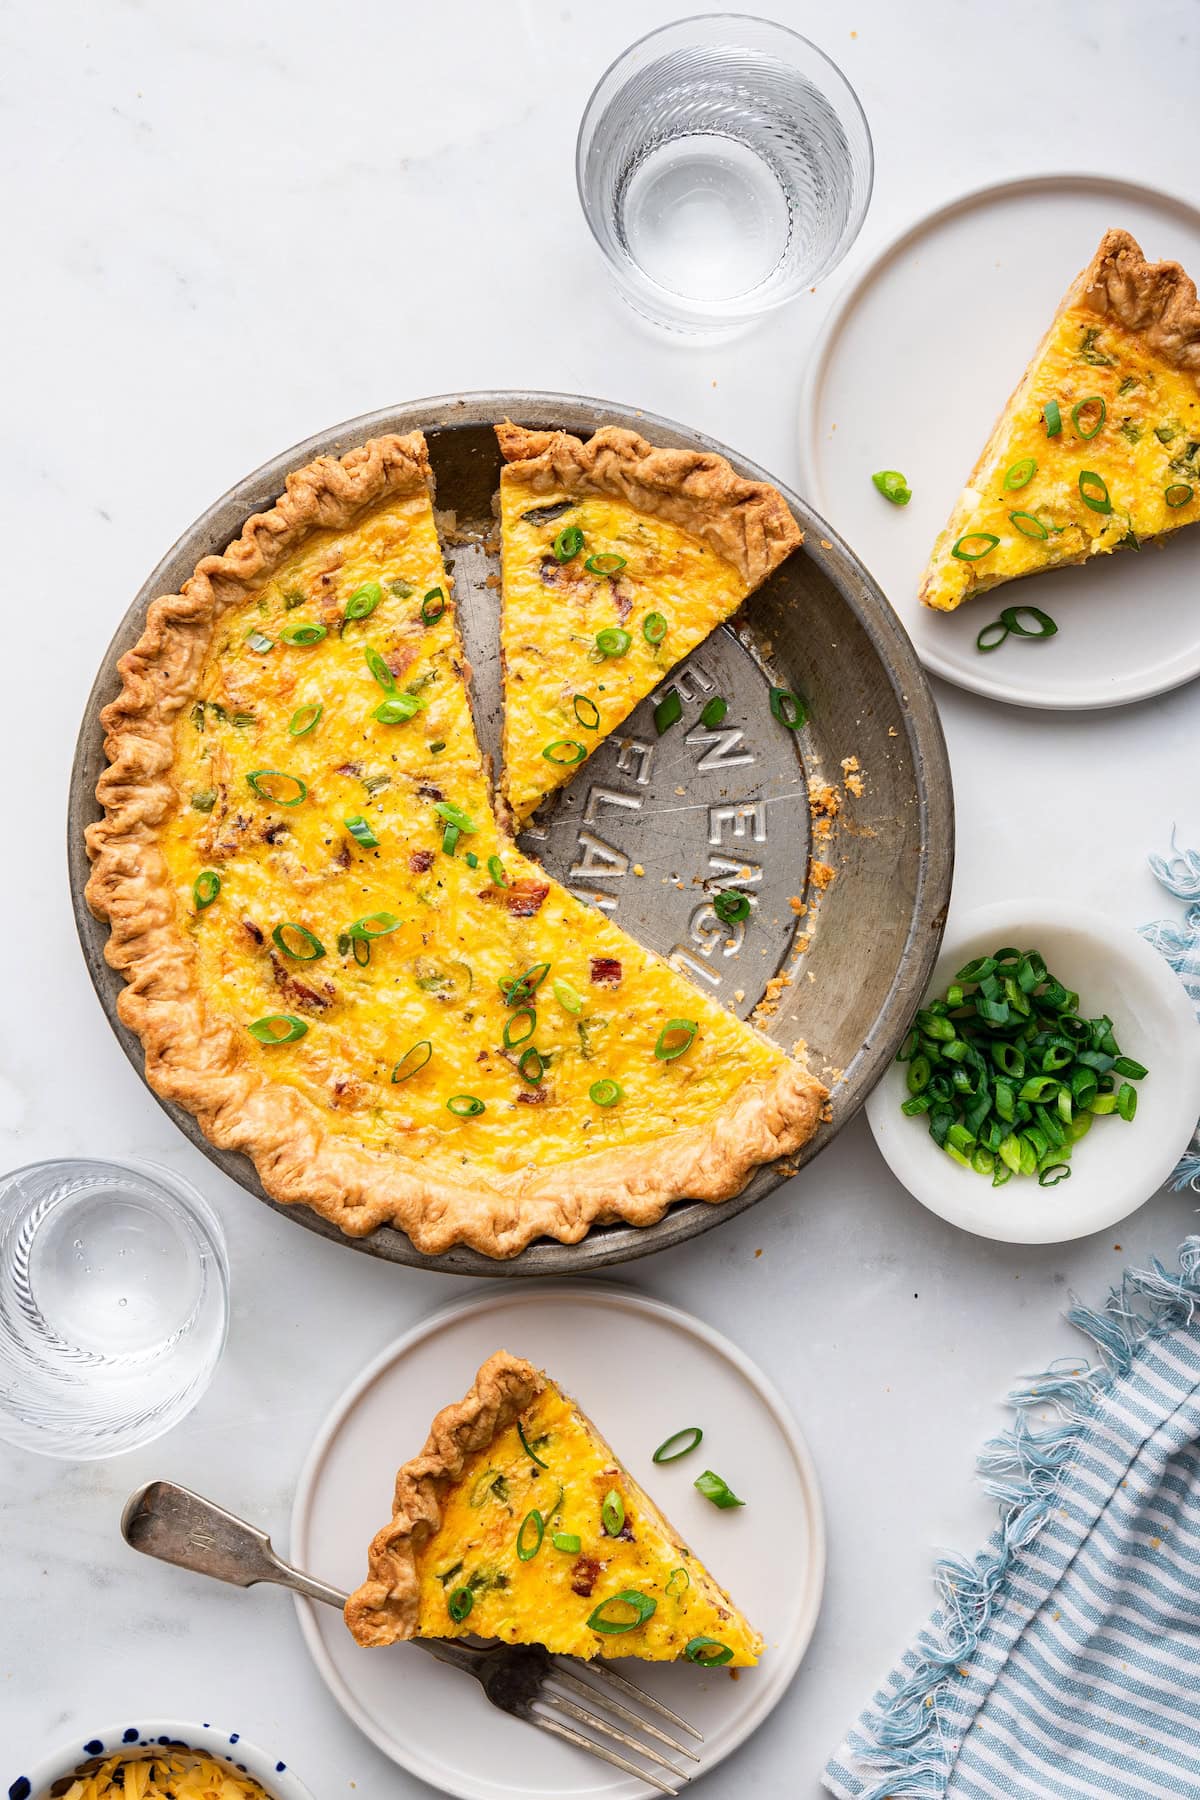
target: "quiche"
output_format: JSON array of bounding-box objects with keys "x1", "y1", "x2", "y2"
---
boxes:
[
  {"x1": 85, "y1": 432, "x2": 824, "y2": 1258},
  {"x1": 345, "y1": 1350, "x2": 763, "y2": 1665},
  {"x1": 921, "y1": 229, "x2": 1200, "y2": 612},
  {"x1": 496, "y1": 422, "x2": 801, "y2": 823}
]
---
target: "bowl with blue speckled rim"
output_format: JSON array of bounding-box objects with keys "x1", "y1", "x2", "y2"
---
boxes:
[
  {"x1": 12, "y1": 1719, "x2": 314, "y2": 1800},
  {"x1": 68, "y1": 391, "x2": 954, "y2": 1274}
]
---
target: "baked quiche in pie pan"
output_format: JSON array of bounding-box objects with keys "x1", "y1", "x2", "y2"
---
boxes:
[{"x1": 69, "y1": 393, "x2": 952, "y2": 1273}]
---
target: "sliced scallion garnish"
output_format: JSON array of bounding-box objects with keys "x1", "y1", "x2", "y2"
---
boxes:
[
  {"x1": 517, "y1": 1419, "x2": 549, "y2": 1468},
  {"x1": 344, "y1": 815, "x2": 379, "y2": 848},
  {"x1": 586, "y1": 1590, "x2": 657, "y2": 1634},
  {"x1": 950, "y1": 532, "x2": 1000, "y2": 562},
  {"x1": 193, "y1": 870, "x2": 221, "y2": 910},
  {"x1": 1000, "y1": 605, "x2": 1057, "y2": 639},
  {"x1": 280, "y1": 622, "x2": 326, "y2": 646},
  {"x1": 246, "y1": 769, "x2": 307, "y2": 806},
  {"x1": 1002, "y1": 457, "x2": 1037, "y2": 491},
  {"x1": 500, "y1": 963, "x2": 551, "y2": 1005},
  {"x1": 245, "y1": 629, "x2": 274, "y2": 653},
  {"x1": 391, "y1": 1041, "x2": 432, "y2": 1083},
  {"x1": 1165, "y1": 482, "x2": 1194, "y2": 508},
  {"x1": 248, "y1": 1014, "x2": 308, "y2": 1045},
  {"x1": 272, "y1": 922, "x2": 325, "y2": 961},
  {"x1": 288, "y1": 702, "x2": 323, "y2": 736},
  {"x1": 447, "y1": 1586, "x2": 473, "y2": 1623},
  {"x1": 694, "y1": 1469, "x2": 744, "y2": 1509},
  {"x1": 871, "y1": 468, "x2": 911, "y2": 505},
  {"x1": 654, "y1": 689, "x2": 682, "y2": 734},
  {"x1": 347, "y1": 912, "x2": 400, "y2": 939},
  {"x1": 586, "y1": 552, "x2": 627, "y2": 576},
  {"x1": 421, "y1": 587, "x2": 446, "y2": 623},
  {"x1": 699, "y1": 696, "x2": 728, "y2": 728},
  {"x1": 502, "y1": 1007, "x2": 536, "y2": 1049},
  {"x1": 543, "y1": 739, "x2": 587, "y2": 765},
  {"x1": 655, "y1": 1019, "x2": 697, "y2": 1062},
  {"x1": 344, "y1": 581, "x2": 382, "y2": 621},
  {"x1": 552, "y1": 1532, "x2": 581, "y2": 1554},
  {"x1": 573, "y1": 695, "x2": 600, "y2": 730},
  {"x1": 601, "y1": 1489, "x2": 625, "y2": 1537},
  {"x1": 685, "y1": 1637, "x2": 734, "y2": 1666},
  {"x1": 1072, "y1": 395, "x2": 1106, "y2": 440},
  {"x1": 516, "y1": 1509, "x2": 545, "y2": 1561},
  {"x1": 487, "y1": 855, "x2": 507, "y2": 886},
  {"x1": 446, "y1": 1094, "x2": 485, "y2": 1118},
  {"x1": 1009, "y1": 510, "x2": 1049, "y2": 539},
  {"x1": 1042, "y1": 400, "x2": 1062, "y2": 436},
  {"x1": 589, "y1": 1078, "x2": 622, "y2": 1107},
  {"x1": 713, "y1": 890, "x2": 751, "y2": 924},
  {"x1": 769, "y1": 686, "x2": 807, "y2": 729},
  {"x1": 552, "y1": 978, "x2": 583, "y2": 1014},
  {"x1": 642, "y1": 611, "x2": 667, "y2": 644},
  {"x1": 365, "y1": 647, "x2": 396, "y2": 691},
  {"x1": 518, "y1": 1046, "x2": 545, "y2": 1086},
  {"x1": 434, "y1": 800, "x2": 477, "y2": 834},
  {"x1": 653, "y1": 1426, "x2": 703, "y2": 1464},
  {"x1": 665, "y1": 1567, "x2": 690, "y2": 1597},
  {"x1": 595, "y1": 627, "x2": 631, "y2": 658},
  {"x1": 1078, "y1": 470, "x2": 1111, "y2": 514},
  {"x1": 553, "y1": 524, "x2": 584, "y2": 562},
  {"x1": 374, "y1": 696, "x2": 422, "y2": 723},
  {"x1": 442, "y1": 823, "x2": 460, "y2": 857}
]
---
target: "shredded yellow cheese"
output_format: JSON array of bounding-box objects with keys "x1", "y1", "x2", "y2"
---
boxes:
[{"x1": 61, "y1": 1750, "x2": 273, "y2": 1800}]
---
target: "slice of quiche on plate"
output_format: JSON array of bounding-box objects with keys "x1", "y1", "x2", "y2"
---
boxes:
[
  {"x1": 495, "y1": 422, "x2": 801, "y2": 824},
  {"x1": 344, "y1": 1350, "x2": 762, "y2": 1665},
  {"x1": 86, "y1": 432, "x2": 825, "y2": 1259},
  {"x1": 920, "y1": 228, "x2": 1200, "y2": 613}
]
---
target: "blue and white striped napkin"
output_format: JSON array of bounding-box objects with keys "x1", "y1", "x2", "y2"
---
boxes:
[{"x1": 825, "y1": 843, "x2": 1200, "y2": 1800}]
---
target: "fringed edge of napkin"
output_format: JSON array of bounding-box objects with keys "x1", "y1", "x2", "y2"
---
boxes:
[
  {"x1": 825, "y1": 1239, "x2": 1200, "y2": 1800},
  {"x1": 1140, "y1": 831, "x2": 1200, "y2": 1192}
]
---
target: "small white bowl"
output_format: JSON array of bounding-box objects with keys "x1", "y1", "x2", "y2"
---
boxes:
[
  {"x1": 14, "y1": 1719, "x2": 314, "y2": 1800},
  {"x1": 866, "y1": 900, "x2": 1200, "y2": 1244}
]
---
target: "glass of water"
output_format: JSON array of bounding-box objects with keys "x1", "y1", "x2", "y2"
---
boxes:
[
  {"x1": 577, "y1": 14, "x2": 873, "y2": 334},
  {"x1": 0, "y1": 1158, "x2": 229, "y2": 1459}
]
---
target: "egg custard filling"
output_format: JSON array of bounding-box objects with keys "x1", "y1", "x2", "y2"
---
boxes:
[
  {"x1": 921, "y1": 229, "x2": 1200, "y2": 613},
  {"x1": 496, "y1": 422, "x2": 801, "y2": 823},
  {"x1": 86, "y1": 432, "x2": 824, "y2": 1258},
  {"x1": 345, "y1": 1351, "x2": 763, "y2": 1665}
]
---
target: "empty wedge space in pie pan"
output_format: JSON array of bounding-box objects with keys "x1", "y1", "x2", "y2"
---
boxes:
[{"x1": 68, "y1": 392, "x2": 953, "y2": 1274}]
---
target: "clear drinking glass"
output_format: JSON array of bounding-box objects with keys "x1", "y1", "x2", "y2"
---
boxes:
[
  {"x1": 0, "y1": 1158, "x2": 229, "y2": 1459},
  {"x1": 577, "y1": 14, "x2": 873, "y2": 334}
]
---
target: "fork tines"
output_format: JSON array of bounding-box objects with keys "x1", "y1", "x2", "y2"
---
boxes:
[{"x1": 533, "y1": 1657, "x2": 703, "y2": 1795}]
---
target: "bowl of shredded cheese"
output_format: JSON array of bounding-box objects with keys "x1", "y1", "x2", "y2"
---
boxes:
[{"x1": 12, "y1": 1721, "x2": 314, "y2": 1800}]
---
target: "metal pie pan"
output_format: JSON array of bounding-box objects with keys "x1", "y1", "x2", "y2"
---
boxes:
[{"x1": 68, "y1": 392, "x2": 953, "y2": 1275}]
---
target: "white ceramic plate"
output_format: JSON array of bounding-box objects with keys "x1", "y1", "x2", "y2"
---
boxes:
[
  {"x1": 289, "y1": 1284, "x2": 825, "y2": 1800},
  {"x1": 799, "y1": 173, "x2": 1200, "y2": 708},
  {"x1": 866, "y1": 900, "x2": 1200, "y2": 1243}
]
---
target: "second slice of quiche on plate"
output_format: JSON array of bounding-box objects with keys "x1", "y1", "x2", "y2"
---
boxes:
[
  {"x1": 496, "y1": 421, "x2": 802, "y2": 823},
  {"x1": 345, "y1": 1351, "x2": 763, "y2": 1666},
  {"x1": 920, "y1": 229, "x2": 1200, "y2": 613}
]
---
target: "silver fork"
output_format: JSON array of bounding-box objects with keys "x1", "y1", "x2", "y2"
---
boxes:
[{"x1": 121, "y1": 1480, "x2": 702, "y2": 1796}]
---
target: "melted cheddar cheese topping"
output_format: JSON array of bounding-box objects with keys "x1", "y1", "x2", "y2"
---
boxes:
[
  {"x1": 922, "y1": 308, "x2": 1200, "y2": 612},
  {"x1": 161, "y1": 489, "x2": 783, "y2": 1187},
  {"x1": 499, "y1": 480, "x2": 749, "y2": 821},
  {"x1": 415, "y1": 1382, "x2": 762, "y2": 1663}
]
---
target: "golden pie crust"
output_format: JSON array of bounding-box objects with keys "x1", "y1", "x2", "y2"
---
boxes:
[{"x1": 85, "y1": 430, "x2": 824, "y2": 1258}]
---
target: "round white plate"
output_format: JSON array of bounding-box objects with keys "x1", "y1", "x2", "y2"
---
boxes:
[
  {"x1": 799, "y1": 173, "x2": 1200, "y2": 708},
  {"x1": 866, "y1": 900, "x2": 1200, "y2": 1243},
  {"x1": 289, "y1": 1284, "x2": 825, "y2": 1800}
]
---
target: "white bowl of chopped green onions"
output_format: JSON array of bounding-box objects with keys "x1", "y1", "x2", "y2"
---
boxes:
[{"x1": 866, "y1": 900, "x2": 1200, "y2": 1243}]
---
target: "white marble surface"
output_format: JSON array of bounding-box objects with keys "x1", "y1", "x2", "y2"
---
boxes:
[{"x1": 4, "y1": 0, "x2": 1200, "y2": 1794}]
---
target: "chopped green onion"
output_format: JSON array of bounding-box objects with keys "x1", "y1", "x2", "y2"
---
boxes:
[
  {"x1": 769, "y1": 686, "x2": 807, "y2": 729},
  {"x1": 428, "y1": 740, "x2": 446, "y2": 754},
  {"x1": 586, "y1": 1590, "x2": 657, "y2": 1634},
  {"x1": 245, "y1": 630, "x2": 274, "y2": 653},
  {"x1": 872, "y1": 469, "x2": 911, "y2": 505},
  {"x1": 391, "y1": 1041, "x2": 432, "y2": 1083},
  {"x1": 700, "y1": 696, "x2": 728, "y2": 728},
  {"x1": 976, "y1": 619, "x2": 1009, "y2": 653},
  {"x1": 288, "y1": 702, "x2": 323, "y2": 736},
  {"x1": 999, "y1": 605, "x2": 1058, "y2": 639},
  {"x1": 1112, "y1": 1055, "x2": 1148, "y2": 1080},
  {"x1": 344, "y1": 815, "x2": 379, "y2": 848},
  {"x1": 1043, "y1": 400, "x2": 1062, "y2": 436},
  {"x1": 589, "y1": 1078, "x2": 622, "y2": 1107},
  {"x1": 1117, "y1": 1082, "x2": 1137, "y2": 1121},
  {"x1": 1072, "y1": 395, "x2": 1106, "y2": 440},
  {"x1": 1078, "y1": 470, "x2": 1111, "y2": 513},
  {"x1": 642, "y1": 611, "x2": 667, "y2": 643},
  {"x1": 344, "y1": 581, "x2": 382, "y2": 621},
  {"x1": 1038, "y1": 1163, "x2": 1071, "y2": 1188},
  {"x1": 365, "y1": 646, "x2": 396, "y2": 691},
  {"x1": 501, "y1": 964, "x2": 551, "y2": 1006},
  {"x1": 442, "y1": 823, "x2": 460, "y2": 856},
  {"x1": 595, "y1": 627, "x2": 631, "y2": 657},
  {"x1": 1003, "y1": 457, "x2": 1037, "y2": 490},
  {"x1": 433, "y1": 801, "x2": 477, "y2": 834},
  {"x1": 553, "y1": 524, "x2": 584, "y2": 562},
  {"x1": 655, "y1": 1019, "x2": 697, "y2": 1061},
  {"x1": 517, "y1": 1508, "x2": 545, "y2": 1561},
  {"x1": 713, "y1": 890, "x2": 751, "y2": 925},
  {"x1": 248, "y1": 1014, "x2": 308, "y2": 1045},
  {"x1": 246, "y1": 769, "x2": 307, "y2": 806},
  {"x1": 543, "y1": 738, "x2": 587, "y2": 765},
  {"x1": 193, "y1": 870, "x2": 221, "y2": 910},
  {"x1": 1165, "y1": 482, "x2": 1194, "y2": 508},
  {"x1": 601, "y1": 1489, "x2": 625, "y2": 1537},
  {"x1": 374, "y1": 696, "x2": 422, "y2": 724},
  {"x1": 421, "y1": 587, "x2": 446, "y2": 623},
  {"x1": 552, "y1": 978, "x2": 583, "y2": 1014},
  {"x1": 1009, "y1": 510, "x2": 1049, "y2": 539},
  {"x1": 486, "y1": 855, "x2": 508, "y2": 887},
  {"x1": 190, "y1": 790, "x2": 217, "y2": 812},
  {"x1": 272, "y1": 922, "x2": 325, "y2": 961},
  {"x1": 552, "y1": 1533, "x2": 581, "y2": 1554},
  {"x1": 446, "y1": 1094, "x2": 485, "y2": 1118},
  {"x1": 517, "y1": 1419, "x2": 549, "y2": 1468},
  {"x1": 503, "y1": 1006, "x2": 536, "y2": 1049},
  {"x1": 652, "y1": 1427, "x2": 703, "y2": 1464},
  {"x1": 950, "y1": 532, "x2": 1000, "y2": 562},
  {"x1": 447, "y1": 1586, "x2": 473, "y2": 1623},
  {"x1": 280, "y1": 622, "x2": 326, "y2": 646},
  {"x1": 518, "y1": 1046, "x2": 545, "y2": 1086},
  {"x1": 666, "y1": 1567, "x2": 690, "y2": 1597},
  {"x1": 464, "y1": 850, "x2": 478, "y2": 868},
  {"x1": 654, "y1": 688, "x2": 682, "y2": 734},
  {"x1": 573, "y1": 695, "x2": 600, "y2": 730},
  {"x1": 586, "y1": 552, "x2": 627, "y2": 576},
  {"x1": 694, "y1": 1469, "x2": 744, "y2": 1509},
  {"x1": 347, "y1": 912, "x2": 400, "y2": 939},
  {"x1": 685, "y1": 1637, "x2": 734, "y2": 1667}
]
